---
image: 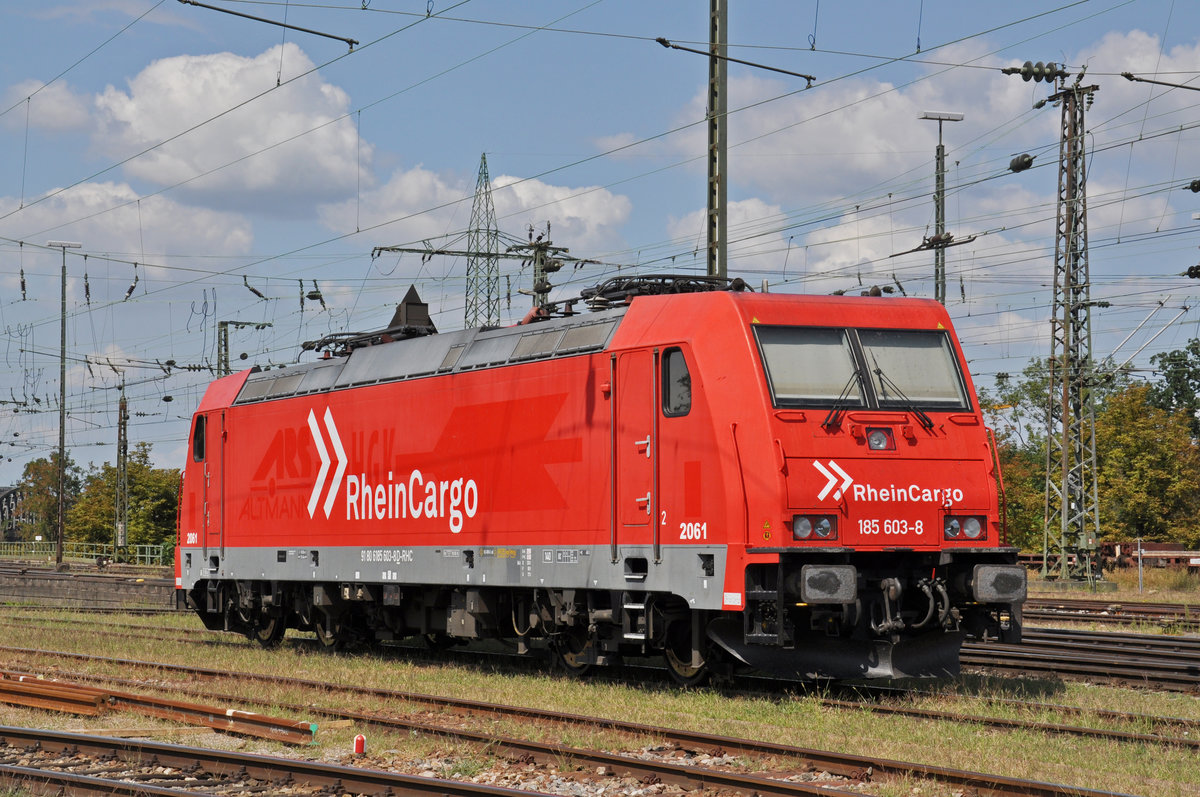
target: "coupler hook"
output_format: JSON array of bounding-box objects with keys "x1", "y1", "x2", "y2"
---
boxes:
[{"x1": 870, "y1": 577, "x2": 905, "y2": 634}]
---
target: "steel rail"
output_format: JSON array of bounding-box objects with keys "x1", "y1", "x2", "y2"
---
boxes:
[
  {"x1": 960, "y1": 641, "x2": 1200, "y2": 691},
  {"x1": 0, "y1": 677, "x2": 107, "y2": 715},
  {"x1": 0, "y1": 671, "x2": 315, "y2": 744},
  {"x1": 42, "y1": 670, "x2": 1141, "y2": 797},
  {"x1": 273, "y1": 700, "x2": 1133, "y2": 797},
  {"x1": 27, "y1": 651, "x2": 1200, "y2": 758},
  {"x1": 1024, "y1": 627, "x2": 1200, "y2": 653},
  {"x1": 0, "y1": 725, "x2": 564, "y2": 797},
  {"x1": 812, "y1": 696, "x2": 1200, "y2": 749},
  {"x1": 0, "y1": 763, "x2": 206, "y2": 796},
  {"x1": 1024, "y1": 609, "x2": 1200, "y2": 631},
  {"x1": 0, "y1": 648, "x2": 1137, "y2": 797},
  {"x1": 6, "y1": 614, "x2": 1200, "y2": 742},
  {"x1": 11, "y1": 614, "x2": 1199, "y2": 748},
  {"x1": 2, "y1": 673, "x2": 870, "y2": 797},
  {"x1": 1025, "y1": 598, "x2": 1200, "y2": 630},
  {"x1": 837, "y1": 681, "x2": 1200, "y2": 738}
]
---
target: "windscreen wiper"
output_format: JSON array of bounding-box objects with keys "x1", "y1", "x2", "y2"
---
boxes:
[
  {"x1": 821, "y1": 367, "x2": 863, "y2": 430},
  {"x1": 870, "y1": 358, "x2": 935, "y2": 430}
]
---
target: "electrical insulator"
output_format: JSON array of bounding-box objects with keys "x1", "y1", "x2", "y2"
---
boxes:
[
  {"x1": 1187, "y1": 179, "x2": 1200, "y2": 193},
  {"x1": 1018, "y1": 60, "x2": 1061, "y2": 82},
  {"x1": 1187, "y1": 264, "x2": 1200, "y2": 279},
  {"x1": 1009, "y1": 154, "x2": 1034, "y2": 173}
]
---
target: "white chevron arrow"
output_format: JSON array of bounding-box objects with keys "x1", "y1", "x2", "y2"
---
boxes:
[
  {"x1": 307, "y1": 408, "x2": 348, "y2": 519},
  {"x1": 812, "y1": 459, "x2": 853, "y2": 501},
  {"x1": 322, "y1": 407, "x2": 347, "y2": 519},
  {"x1": 307, "y1": 409, "x2": 330, "y2": 518}
]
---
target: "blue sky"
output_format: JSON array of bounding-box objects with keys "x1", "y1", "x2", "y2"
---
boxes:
[{"x1": 0, "y1": 0, "x2": 1198, "y2": 482}]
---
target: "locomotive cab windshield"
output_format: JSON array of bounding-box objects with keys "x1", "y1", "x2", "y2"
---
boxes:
[{"x1": 754, "y1": 325, "x2": 970, "y2": 412}]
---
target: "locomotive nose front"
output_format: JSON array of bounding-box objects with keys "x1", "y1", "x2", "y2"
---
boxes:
[{"x1": 731, "y1": 302, "x2": 1025, "y2": 679}]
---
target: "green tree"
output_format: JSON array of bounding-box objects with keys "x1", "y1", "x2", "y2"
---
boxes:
[
  {"x1": 992, "y1": 438, "x2": 1045, "y2": 552},
  {"x1": 69, "y1": 462, "x2": 118, "y2": 547},
  {"x1": 979, "y1": 360, "x2": 1051, "y2": 451},
  {"x1": 126, "y1": 443, "x2": 180, "y2": 548},
  {"x1": 978, "y1": 360, "x2": 1052, "y2": 553},
  {"x1": 1094, "y1": 386, "x2": 1200, "y2": 545},
  {"x1": 15, "y1": 452, "x2": 82, "y2": 544},
  {"x1": 68, "y1": 443, "x2": 180, "y2": 551},
  {"x1": 1148, "y1": 339, "x2": 1200, "y2": 437},
  {"x1": 977, "y1": 360, "x2": 1159, "y2": 551}
]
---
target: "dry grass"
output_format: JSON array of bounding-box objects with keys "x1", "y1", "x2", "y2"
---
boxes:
[
  {"x1": 1028, "y1": 566, "x2": 1200, "y2": 604},
  {"x1": 0, "y1": 607, "x2": 1197, "y2": 796}
]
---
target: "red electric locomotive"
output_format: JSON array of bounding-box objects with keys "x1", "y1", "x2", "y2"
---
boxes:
[{"x1": 176, "y1": 276, "x2": 1025, "y2": 682}]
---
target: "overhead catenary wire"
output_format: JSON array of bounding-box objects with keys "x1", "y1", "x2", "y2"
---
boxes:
[
  {"x1": 11, "y1": 0, "x2": 1190, "y2": 328},
  {"x1": 2, "y1": 1, "x2": 1200, "y2": 480}
]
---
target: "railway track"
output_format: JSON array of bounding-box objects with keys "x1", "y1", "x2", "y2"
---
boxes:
[
  {"x1": 962, "y1": 628, "x2": 1200, "y2": 691},
  {"x1": 5, "y1": 607, "x2": 1199, "y2": 733},
  {"x1": 1024, "y1": 597, "x2": 1200, "y2": 630},
  {"x1": 5, "y1": 608, "x2": 1200, "y2": 737},
  {"x1": 0, "y1": 602, "x2": 1195, "y2": 793},
  {"x1": 0, "y1": 564, "x2": 173, "y2": 610},
  {"x1": 0, "y1": 647, "x2": 1161, "y2": 797},
  {"x1": 0, "y1": 724, "x2": 566, "y2": 796},
  {"x1": 0, "y1": 671, "x2": 316, "y2": 744}
]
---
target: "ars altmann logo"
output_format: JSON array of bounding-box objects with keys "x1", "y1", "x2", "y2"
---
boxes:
[{"x1": 307, "y1": 408, "x2": 347, "y2": 519}]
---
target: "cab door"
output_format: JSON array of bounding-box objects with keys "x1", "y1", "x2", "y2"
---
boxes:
[
  {"x1": 613, "y1": 351, "x2": 656, "y2": 548},
  {"x1": 198, "y1": 411, "x2": 226, "y2": 559}
]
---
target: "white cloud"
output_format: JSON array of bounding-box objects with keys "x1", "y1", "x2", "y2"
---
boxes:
[
  {"x1": 491, "y1": 174, "x2": 631, "y2": 253},
  {"x1": 93, "y1": 44, "x2": 368, "y2": 214},
  {"x1": 319, "y1": 167, "x2": 632, "y2": 256},
  {"x1": 667, "y1": 196, "x2": 789, "y2": 273},
  {"x1": 649, "y1": 29, "x2": 1200, "y2": 304},
  {"x1": 0, "y1": 182, "x2": 253, "y2": 263},
  {"x1": 1, "y1": 80, "x2": 91, "y2": 132},
  {"x1": 317, "y1": 164, "x2": 468, "y2": 246}
]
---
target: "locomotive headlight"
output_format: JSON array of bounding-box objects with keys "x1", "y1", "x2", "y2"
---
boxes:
[
  {"x1": 944, "y1": 515, "x2": 986, "y2": 540},
  {"x1": 866, "y1": 427, "x2": 895, "y2": 450},
  {"x1": 792, "y1": 515, "x2": 837, "y2": 541}
]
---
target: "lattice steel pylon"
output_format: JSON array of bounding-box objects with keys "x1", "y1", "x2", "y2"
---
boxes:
[
  {"x1": 466, "y1": 153, "x2": 500, "y2": 327},
  {"x1": 115, "y1": 383, "x2": 128, "y2": 550},
  {"x1": 1042, "y1": 76, "x2": 1102, "y2": 582}
]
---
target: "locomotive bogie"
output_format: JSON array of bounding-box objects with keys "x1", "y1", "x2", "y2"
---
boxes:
[{"x1": 176, "y1": 283, "x2": 1025, "y2": 681}]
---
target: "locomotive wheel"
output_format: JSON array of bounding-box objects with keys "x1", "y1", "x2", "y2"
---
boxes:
[
  {"x1": 252, "y1": 612, "x2": 286, "y2": 649},
  {"x1": 424, "y1": 632, "x2": 457, "y2": 651},
  {"x1": 554, "y1": 631, "x2": 594, "y2": 677},
  {"x1": 664, "y1": 643, "x2": 709, "y2": 686},
  {"x1": 313, "y1": 613, "x2": 345, "y2": 650},
  {"x1": 663, "y1": 619, "x2": 710, "y2": 686}
]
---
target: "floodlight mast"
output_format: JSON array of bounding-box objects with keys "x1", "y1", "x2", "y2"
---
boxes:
[
  {"x1": 919, "y1": 112, "x2": 964, "y2": 304},
  {"x1": 47, "y1": 240, "x2": 81, "y2": 570}
]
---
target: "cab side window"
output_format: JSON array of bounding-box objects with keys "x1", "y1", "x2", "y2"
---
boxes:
[
  {"x1": 663, "y1": 348, "x2": 692, "y2": 417},
  {"x1": 192, "y1": 415, "x2": 206, "y2": 462}
]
